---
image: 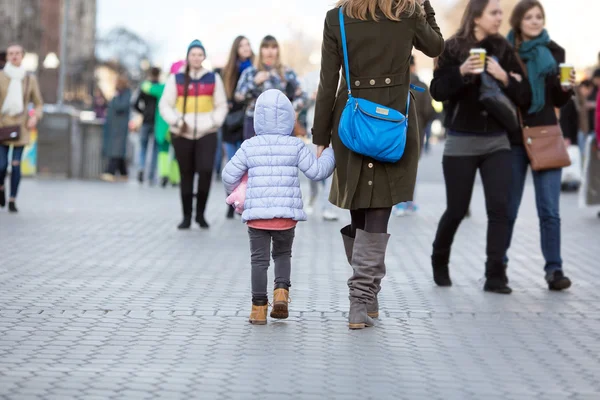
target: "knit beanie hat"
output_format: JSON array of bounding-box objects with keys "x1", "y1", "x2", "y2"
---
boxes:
[{"x1": 187, "y1": 40, "x2": 206, "y2": 56}]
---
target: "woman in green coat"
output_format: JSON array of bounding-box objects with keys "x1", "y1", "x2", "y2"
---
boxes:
[{"x1": 312, "y1": 0, "x2": 444, "y2": 329}]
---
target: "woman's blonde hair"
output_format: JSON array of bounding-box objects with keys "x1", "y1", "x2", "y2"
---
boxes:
[{"x1": 336, "y1": 0, "x2": 420, "y2": 21}]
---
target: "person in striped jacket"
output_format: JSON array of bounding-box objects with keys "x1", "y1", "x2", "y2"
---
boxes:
[{"x1": 159, "y1": 40, "x2": 228, "y2": 229}]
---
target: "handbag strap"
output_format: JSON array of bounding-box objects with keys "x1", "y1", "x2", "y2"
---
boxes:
[
  {"x1": 338, "y1": 7, "x2": 423, "y2": 115},
  {"x1": 338, "y1": 7, "x2": 352, "y2": 96},
  {"x1": 22, "y1": 75, "x2": 30, "y2": 118}
]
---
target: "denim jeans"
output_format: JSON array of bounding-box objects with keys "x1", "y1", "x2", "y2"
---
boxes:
[
  {"x1": 139, "y1": 123, "x2": 157, "y2": 181},
  {"x1": 0, "y1": 145, "x2": 25, "y2": 199},
  {"x1": 224, "y1": 140, "x2": 242, "y2": 162},
  {"x1": 504, "y1": 145, "x2": 563, "y2": 272}
]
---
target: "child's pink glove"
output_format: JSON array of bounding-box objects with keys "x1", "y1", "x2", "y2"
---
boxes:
[{"x1": 225, "y1": 173, "x2": 248, "y2": 214}]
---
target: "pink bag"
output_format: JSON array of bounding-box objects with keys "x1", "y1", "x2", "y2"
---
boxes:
[
  {"x1": 225, "y1": 173, "x2": 248, "y2": 214},
  {"x1": 170, "y1": 60, "x2": 186, "y2": 75}
]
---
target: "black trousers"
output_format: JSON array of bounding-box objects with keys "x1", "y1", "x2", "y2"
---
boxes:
[
  {"x1": 172, "y1": 133, "x2": 217, "y2": 218},
  {"x1": 106, "y1": 157, "x2": 128, "y2": 176},
  {"x1": 432, "y1": 150, "x2": 511, "y2": 265}
]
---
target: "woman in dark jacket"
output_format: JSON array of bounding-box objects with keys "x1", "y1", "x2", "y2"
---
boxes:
[
  {"x1": 102, "y1": 76, "x2": 132, "y2": 182},
  {"x1": 221, "y1": 36, "x2": 254, "y2": 219},
  {"x1": 505, "y1": 0, "x2": 575, "y2": 290},
  {"x1": 312, "y1": 0, "x2": 444, "y2": 329},
  {"x1": 429, "y1": 0, "x2": 531, "y2": 294}
]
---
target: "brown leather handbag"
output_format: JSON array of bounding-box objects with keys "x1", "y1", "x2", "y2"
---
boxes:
[
  {"x1": 512, "y1": 54, "x2": 571, "y2": 171},
  {"x1": 0, "y1": 76, "x2": 30, "y2": 143},
  {"x1": 522, "y1": 123, "x2": 571, "y2": 171}
]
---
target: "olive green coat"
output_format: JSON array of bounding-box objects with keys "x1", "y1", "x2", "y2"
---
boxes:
[{"x1": 312, "y1": 1, "x2": 444, "y2": 210}]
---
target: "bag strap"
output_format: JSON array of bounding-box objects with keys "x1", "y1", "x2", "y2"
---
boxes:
[
  {"x1": 22, "y1": 75, "x2": 30, "y2": 118},
  {"x1": 338, "y1": 7, "x2": 352, "y2": 96}
]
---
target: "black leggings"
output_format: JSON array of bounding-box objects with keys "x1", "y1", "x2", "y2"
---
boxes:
[
  {"x1": 172, "y1": 133, "x2": 217, "y2": 218},
  {"x1": 349, "y1": 208, "x2": 392, "y2": 235},
  {"x1": 432, "y1": 151, "x2": 511, "y2": 264}
]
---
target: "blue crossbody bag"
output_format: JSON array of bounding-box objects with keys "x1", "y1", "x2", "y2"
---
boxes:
[{"x1": 338, "y1": 7, "x2": 424, "y2": 163}]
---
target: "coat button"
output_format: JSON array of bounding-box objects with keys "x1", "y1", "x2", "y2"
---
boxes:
[
  {"x1": 385, "y1": 78, "x2": 391, "y2": 84},
  {"x1": 368, "y1": 163, "x2": 373, "y2": 168},
  {"x1": 369, "y1": 79, "x2": 375, "y2": 86},
  {"x1": 368, "y1": 181, "x2": 373, "y2": 186},
  {"x1": 355, "y1": 80, "x2": 361, "y2": 87}
]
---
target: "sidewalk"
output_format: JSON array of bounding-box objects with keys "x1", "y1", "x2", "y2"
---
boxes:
[{"x1": 1, "y1": 145, "x2": 599, "y2": 399}]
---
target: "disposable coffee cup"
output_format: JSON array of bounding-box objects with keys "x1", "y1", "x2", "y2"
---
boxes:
[
  {"x1": 470, "y1": 48, "x2": 487, "y2": 73},
  {"x1": 559, "y1": 63, "x2": 574, "y2": 87}
]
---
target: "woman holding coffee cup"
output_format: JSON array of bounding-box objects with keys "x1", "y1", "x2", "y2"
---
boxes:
[
  {"x1": 504, "y1": 0, "x2": 575, "y2": 291},
  {"x1": 429, "y1": 0, "x2": 531, "y2": 294}
]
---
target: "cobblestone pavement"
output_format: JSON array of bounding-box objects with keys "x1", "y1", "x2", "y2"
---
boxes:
[{"x1": 1, "y1": 145, "x2": 600, "y2": 399}]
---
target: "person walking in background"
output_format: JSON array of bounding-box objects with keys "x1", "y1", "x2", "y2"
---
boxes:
[
  {"x1": 394, "y1": 55, "x2": 436, "y2": 217},
  {"x1": 0, "y1": 44, "x2": 43, "y2": 213},
  {"x1": 312, "y1": 0, "x2": 444, "y2": 329},
  {"x1": 302, "y1": 71, "x2": 339, "y2": 221},
  {"x1": 133, "y1": 67, "x2": 161, "y2": 185},
  {"x1": 102, "y1": 76, "x2": 132, "y2": 183},
  {"x1": 235, "y1": 35, "x2": 306, "y2": 141},
  {"x1": 159, "y1": 40, "x2": 228, "y2": 230},
  {"x1": 221, "y1": 36, "x2": 255, "y2": 219},
  {"x1": 504, "y1": 0, "x2": 574, "y2": 291},
  {"x1": 221, "y1": 90, "x2": 336, "y2": 325},
  {"x1": 138, "y1": 67, "x2": 181, "y2": 188},
  {"x1": 560, "y1": 80, "x2": 593, "y2": 159},
  {"x1": 430, "y1": 0, "x2": 531, "y2": 294}
]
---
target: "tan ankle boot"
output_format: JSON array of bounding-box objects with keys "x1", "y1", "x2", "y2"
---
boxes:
[
  {"x1": 249, "y1": 304, "x2": 268, "y2": 325},
  {"x1": 270, "y1": 288, "x2": 289, "y2": 319}
]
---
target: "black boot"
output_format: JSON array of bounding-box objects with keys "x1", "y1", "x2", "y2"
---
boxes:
[
  {"x1": 8, "y1": 201, "x2": 18, "y2": 213},
  {"x1": 161, "y1": 177, "x2": 169, "y2": 188},
  {"x1": 484, "y1": 261, "x2": 512, "y2": 294},
  {"x1": 431, "y1": 250, "x2": 452, "y2": 287},
  {"x1": 0, "y1": 187, "x2": 5, "y2": 208},
  {"x1": 137, "y1": 171, "x2": 144, "y2": 184},
  {"x1": 226, "y1": 205, "x2": 235, "y2": 219},
  {"x1": 196, "y1": 188, "x2": 210, "y2": 229},
  {"x1": 178, "y1": 193, "x2": 193, "y2": 230},
  {"x1": 546, "y1": 270, "x2": 571, "y2": 291},
  {"x1": 178, "y1": 216, "x2": 192, "y2": 230}
]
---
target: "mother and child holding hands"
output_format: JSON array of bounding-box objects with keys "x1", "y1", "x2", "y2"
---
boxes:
[{"x1": 162, "y1": 0, "x2": 574, "y2": 329}]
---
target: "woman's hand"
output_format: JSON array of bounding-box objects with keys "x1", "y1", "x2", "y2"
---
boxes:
[
  {"x1": 26, "y1": 115, "x2": 38, "y2": 130},
  {"x1": 317, "y1": 145, "x2": 328, "y2": 158},
  {"x1": 486, "y1": 57, "x2": 509, "y2": 86},
  {"x1": 254, "y1": 71, "x2": 270, "y2": 86},
  {"x1": 562, "y1": 69, "x2": 577, "y2": 92},
  {"x1": 459, "y1": 55, "x2": 484, "y2": 76}
]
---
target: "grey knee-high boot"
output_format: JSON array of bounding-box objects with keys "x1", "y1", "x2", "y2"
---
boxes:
[
  {"x1": 341, "y1": 225, "x2": 381, "y2": 318},
  {"x1": 347, "y1": 229, "x2": 390, "y2": 329}
]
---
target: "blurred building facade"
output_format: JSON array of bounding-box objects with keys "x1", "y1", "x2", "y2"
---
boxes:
[{"x1": 0, "y1": 0, "x2": 97, "y2": 107}]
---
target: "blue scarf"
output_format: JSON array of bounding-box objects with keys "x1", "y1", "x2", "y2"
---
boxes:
[
  {"x1": 507, "y1": 29, "x2": 557, "y2": 114},
  {"x1": 239, "y1": 59, "x2": 253, "y2": 74}
]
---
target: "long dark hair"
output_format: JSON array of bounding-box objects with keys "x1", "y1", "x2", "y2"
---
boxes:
[
  {"x1": 447, "y1": 0, "x2": 493, "y2": 58},
  {"x1": 509, "y1": 0, "x2": 545, "y2": 49},
  {"x1": 222, "y1": 36, "x2": 255, "y2": 99}
]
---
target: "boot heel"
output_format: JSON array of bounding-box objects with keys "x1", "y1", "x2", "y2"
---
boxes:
[
  {"x1": 270, "y1": 288, "x2": 289, "y2": 319},
  {"x1": 367, "y1": 311, "x2": 379, "y2": 319},
  {"x1": 349, "y1": 322, "x2": 367, "y2": 330},
  {"x1": 270, "y1": 303, "x2": 289, "y2": 319}
]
